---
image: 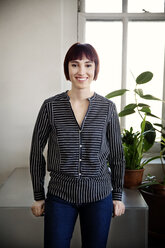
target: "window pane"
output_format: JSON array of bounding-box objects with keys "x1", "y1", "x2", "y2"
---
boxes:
[
  {"x1": 128, "y1": 0, "x2": 164, "y2": 13},
  {"x1": 126, "y1": 22, "x2": 165, "y2": 136},
  {"x1": 85, "y1": 21, "x2": 122, "y2": 112},
  {"x1": 85, "y1": 0, "x2": 122, "y2": 13}
]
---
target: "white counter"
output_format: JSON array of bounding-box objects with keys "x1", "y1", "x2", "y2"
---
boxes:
[{"x1": 0, "y1": 167, "x2": 148, "y2": 248}]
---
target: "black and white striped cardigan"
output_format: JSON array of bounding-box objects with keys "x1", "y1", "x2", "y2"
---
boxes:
[{"x1": 30, "y1": 90, "x2": 125, "y2": 204}]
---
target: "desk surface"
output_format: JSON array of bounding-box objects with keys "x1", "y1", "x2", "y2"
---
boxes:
[{"x1": 0, "y1": 167, "x2": 148, "y2": 209}]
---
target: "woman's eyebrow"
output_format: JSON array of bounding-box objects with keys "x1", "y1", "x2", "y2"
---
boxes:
[
  {"x1": 70, "y1": 60, "x2": 93, "y2": 63},
  {"x1": 70, "y1": 60, "x2": 78, "y2": 63},
  {"x1": 85, "y1": 60, "x2": 93, "y2": 63}
]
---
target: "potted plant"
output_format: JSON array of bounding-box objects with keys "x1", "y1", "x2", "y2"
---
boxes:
[
  {"x1": 105, "y1": 71, "x2": 162, "y2": 188},
  {"x1": 121, "y1": 119, "x2": 159, "y2": 188},
  {"x1": 138, "y1": 135, "x2": 165, "y2": 239},
  {"x1": 139, "y1": 135, "x2": 165, "y2": 193}
]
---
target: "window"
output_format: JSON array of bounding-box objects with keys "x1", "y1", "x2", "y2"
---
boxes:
[
  {"x1": 128, "y1": 0, "x2": 165, "y2": 13},
  {"x1": 78, "y1": 0, "x2": 165, "y2": 153},
  {"x1": 85, "y1": 0, "x2": 122, "y2": 13},
  {"x1": 127, "y1": 22, "x2": 165, "y2": 133},
  {"x1": 86, "y1": 21, "x2": 122, "y2": 111}
]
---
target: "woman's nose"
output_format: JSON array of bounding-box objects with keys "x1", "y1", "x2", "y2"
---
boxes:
[{"x1": 78, "y1": 65, "x2": 85, "y2": 75}]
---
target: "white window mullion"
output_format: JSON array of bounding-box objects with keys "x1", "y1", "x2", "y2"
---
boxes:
[
  {"x1": 79, "y1": 12, "x2": 165, "y2": 21},
  {"x1": 120, "y1": 16, "x2": 128, "y2": 130},
  {"x1": 78, "y1": 13, "x2": 86, "y2": 42},
  {"x1": 123, "y1": 0, "x2": 128, "y2": 13},
  {"x1": 120, "y1": 0, "x2": 128, "y2": 130},
  {"x1": 78, "y1": 0, "x2": 85, "y2": 12}
]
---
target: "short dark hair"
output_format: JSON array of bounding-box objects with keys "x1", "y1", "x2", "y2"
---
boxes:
[{"x1": 64, "y1": 42, "x2": 100, "y2": 80}]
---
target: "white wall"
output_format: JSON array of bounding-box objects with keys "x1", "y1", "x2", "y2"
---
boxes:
[{"x1": 0, "y1": 0, "x2": 77, "y2": 184}]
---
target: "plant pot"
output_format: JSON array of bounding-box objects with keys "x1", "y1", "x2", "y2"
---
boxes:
[
  {"x1": 140, "y1": 187, "x2": 165, "y2": 239},
  {"x1": 124, "y1": 168, "x2": 144, "y2": 189},
  {"x1": 151, "y1": 183, "x2": 165, "y2": 196}
]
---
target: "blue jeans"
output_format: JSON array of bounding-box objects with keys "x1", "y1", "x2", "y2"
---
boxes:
[{"x1": 44, "y1": 193, "x2": 113, "y2": 248}]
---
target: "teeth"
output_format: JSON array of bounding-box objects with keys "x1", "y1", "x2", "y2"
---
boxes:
[{"x1": 77, "y1": 78, "x2": 87, "y2": 80}]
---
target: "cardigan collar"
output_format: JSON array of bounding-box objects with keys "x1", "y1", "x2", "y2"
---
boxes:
[{"x1": 65, "y1": 90, "x2": 96, "y2": 102}]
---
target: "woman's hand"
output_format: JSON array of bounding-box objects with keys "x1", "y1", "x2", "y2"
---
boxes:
[
  {"x1": 113, "y1": 200, "x2": 125, "y2": 217},
  {"x1": 31, "y1": 200, "x2": 45, "y2": 217}
]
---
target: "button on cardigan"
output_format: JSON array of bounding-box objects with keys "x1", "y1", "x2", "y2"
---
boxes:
[{"x1": 30, "y1": 90, "x2": 125, "y2": 204}]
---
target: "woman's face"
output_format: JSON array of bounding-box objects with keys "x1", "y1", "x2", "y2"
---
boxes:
[{"x1": 68, "y1": 56, "x2": 95, "y2": 90}]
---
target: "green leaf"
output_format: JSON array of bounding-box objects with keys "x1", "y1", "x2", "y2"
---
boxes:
[
  {"x1": 138, "y1": 103, "x2": 150, "y2": 108},
  {"x1": 135, "y1": 88, "x2": 160, "y2": 101},
  {"x1": 136, "y1": 71, "x2": 153, "y2": 84},
  {"x1": 139, "y1": 107, "x2": 160, "y2": 119},
  {"x1": 140, "y1": 94, "x2": 161, "y2": 101},
  {"x1": 153, "y1": 123, "x2": 163, "y2": 128},
  {"x1": 105, "y1": 89, "x2": 129, "y2": 99},
  {"x1": 119, "y1": 109, "x2": 135, "y2": 117},
  {"x1": 146, "y1": 112, "x2": 160, "y2": 119},
  {"x1": 153, "y1": 123, "x2": 165, "y2": 129},
  {"x1": 138, "y1": 181, "x2": 160, "y2": 188},
  {"x1": 124, "y1": 103, "x2": 137, "y2": 110},
  {"x1": 140, "y1": 106, "x2": 151, "y2": 113},
  {"x1": 142, "y1": 121, "x2": 156, "y2": 152},
  {"x1": 134, "y1": 89, "x2": 143, "y2": 97},
  {"x1": 141, "y1": 156, "x2": 161, "y2": 167}
]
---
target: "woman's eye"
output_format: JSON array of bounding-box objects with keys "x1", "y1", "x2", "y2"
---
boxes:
[
  {"x1": 86, "y1": 64, "x2": 92, "y2": 68},
  {"x1": 71, "y1": 64, "x2": 77, "y2": 67}
]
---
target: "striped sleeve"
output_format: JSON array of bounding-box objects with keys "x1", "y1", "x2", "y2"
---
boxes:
[
  {"x1": 107, "y1": 103, "x2": 125, "y2": 201},
  {"x1": 30, "y1": 101, "x2": 51, "y2": 201}
]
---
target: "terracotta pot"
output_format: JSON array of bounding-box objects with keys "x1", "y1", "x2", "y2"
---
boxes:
[{"x1": 124, "y1": 168, "x2": 144, "y2": 189}]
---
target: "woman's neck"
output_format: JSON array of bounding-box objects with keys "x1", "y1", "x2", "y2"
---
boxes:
[{"x1": 67, "y1": 88, "x2": 94, "y2": 102}]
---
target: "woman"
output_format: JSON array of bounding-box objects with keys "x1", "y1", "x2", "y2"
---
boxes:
[{"x1": 30, "y1": 42, "x2": 125, "y2": 248}]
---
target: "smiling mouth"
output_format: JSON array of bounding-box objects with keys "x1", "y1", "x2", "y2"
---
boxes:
[{"x1": 76, "y1": 77, "x2": 88, "y2": 81}]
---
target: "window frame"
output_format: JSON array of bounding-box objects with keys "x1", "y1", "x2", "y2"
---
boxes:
[{"x1": 77, "y1": 0, "x2": 165, "y2": 155}]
